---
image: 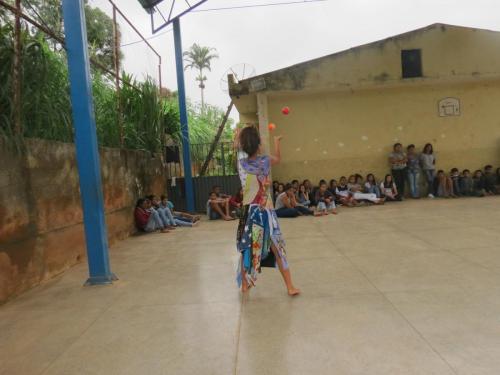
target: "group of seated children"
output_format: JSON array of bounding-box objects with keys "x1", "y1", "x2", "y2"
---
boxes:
[
  {"x1": 272, "y1": 175, "x2": 387, "y2": 218},
  {"x1": 207, "y1": 185, "x2": 243, "y2": 220},
  {"x1": 271, "y1": 164, "x2": 499, "y2": 218},
  {"x1": 432, "y1": 166, "x2": 499, "y2": 198},
  {"x1": 135, "y1": 194, "x2": 200, "y2": 233}
]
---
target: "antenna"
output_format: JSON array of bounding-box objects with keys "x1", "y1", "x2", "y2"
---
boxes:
[{"x1": 220, "y1": 63, "x2": 256, "y2": 92}]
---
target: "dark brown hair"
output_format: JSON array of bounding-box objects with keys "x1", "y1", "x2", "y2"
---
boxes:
[{"x1": 239, "y1": 126, "x2": 260, "y2": 156}]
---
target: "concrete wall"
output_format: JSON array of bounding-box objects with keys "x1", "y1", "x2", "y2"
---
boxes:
[
  {"x1": 0, "y1": 138, "x2": 167, "y2": 304},
  {"x1": 267, "y1": 80, "x2": 500, "y2": 183}
]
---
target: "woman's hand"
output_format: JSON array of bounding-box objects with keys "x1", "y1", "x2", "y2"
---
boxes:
[{"x1": 274, "y1": 135, "x2": 284, "y2": 142}]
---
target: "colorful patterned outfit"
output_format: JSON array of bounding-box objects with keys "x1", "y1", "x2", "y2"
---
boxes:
[{"x1": 236, "y1": 155, "x2": 288, "y2": 287}]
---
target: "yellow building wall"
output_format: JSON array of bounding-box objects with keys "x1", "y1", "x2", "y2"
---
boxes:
[
  {"x1": 260, "y1": 25, "x2": 500, "y2": 93},
  {"x1": 267, "y1": 80, "x2": 500, "y2": 183}
]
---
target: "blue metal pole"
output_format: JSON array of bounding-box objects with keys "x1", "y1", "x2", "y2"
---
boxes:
[
  {"x1": 61, "y1": 0, "x2": 116, "y2": 285},
  {"x1": 173, "y1": 18, "x2": 195, "y2": 212}
]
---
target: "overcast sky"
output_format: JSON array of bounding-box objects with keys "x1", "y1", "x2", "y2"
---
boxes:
[{"x1": 89, "y1": 0, "x2": 500, "y2": 122}]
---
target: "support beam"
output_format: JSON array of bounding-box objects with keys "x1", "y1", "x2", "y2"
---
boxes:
[
  {"x1": 173, "y1": 18, "x2": 195, "y2": 212},
  {"x1": 257, "y1": 93, "x2": 270, "y2": 154},
  {"x1": 61, "y1": 0, "x2": 116, "y2": 285}
]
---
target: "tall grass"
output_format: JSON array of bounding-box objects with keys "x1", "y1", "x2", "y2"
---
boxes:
[{"x1": 0, "y1": 22, "x2": 233, "y2": 155}]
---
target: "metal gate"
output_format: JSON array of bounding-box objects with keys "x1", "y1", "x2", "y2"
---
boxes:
[{"x1": 166, "y1": 141, "x2": 240, "y2": 213}]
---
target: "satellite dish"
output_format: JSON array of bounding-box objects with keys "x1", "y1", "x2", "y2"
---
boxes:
[{"x1": 220, "y1": 63, "x2": 256, "y2": 93}]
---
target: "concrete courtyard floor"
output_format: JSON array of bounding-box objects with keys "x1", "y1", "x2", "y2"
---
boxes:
[{"x1": 1, "y1": 197, "x2": 500, "y2": 375}]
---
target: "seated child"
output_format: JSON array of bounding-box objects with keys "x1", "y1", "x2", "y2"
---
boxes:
[
  {"x1": 328, "y1": 179, "x2": 340, "y2": 205},
  {"x1": 147, "y1": 194, "x2": 176, "y2": 229},
  {"x1": 229, "y1": 187, "x2": 244, "y2": 217},
  {"x1": 274, "y1": 183, "x2": 285, "y2": 204},
  {"x1": 303, "y1": 179, "x2": 315, "y2": 206},
  {"x1": 483, "y1": 165, "x2": 498, "y2": 195},
  {"x1": 364, "y1": 173, "x2": 381, "y2": 198},
  {"x1": 160, "y1": 194, "x2": 200, "y2": 224},
  {"x1": 433, "y1": 170, "x2": 456, "y2": 198},
  {"x1": 473, "y1": 170, "x2": 487, "y2": 197},
  {"x1": 212, "y1": 185, "x2": 231, "y2": 200},
  {"x1": 450, "y1": 168, "x2": 461, "y2": 196},
  {"x1": 336, "y1": 176, "x2": 358, "y2": 206},
  {"x1": 275, "y1": 184, "x2": 313, "y2": 217},
  {"x1": 275, "y1": 184, "x2": 300, "y2": 218},
  {"x1": 380, "y1": 175, "x2": 400, "y2": 201},
  {"x1": 459, "y1": 170, "x2": 474, "y2": 196},
  {"x1": 134, "y1": 198, "x2": 169, "y2": 233},
  {"x1": 297, "y1": 184, "x2": 311, "y2": 207},
  {"x1": 207, "y1": 192, "x2": 233, "y2": 221},
  {"x1": 349, "y1": 174, "x2": 384, "y2": 204},
  {"x1": 315, "y1": 181, "x2": 337, "y2": 215}
]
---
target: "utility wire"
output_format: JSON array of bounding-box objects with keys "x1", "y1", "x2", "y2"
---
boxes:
[
  {"x1": 192, "y1": 0, "x2": 328, "y2": 12},
  {"x1": 121, "y1": 28, "x2": 173, "y2": 47},
  {"x1": 121, "y1": 0, "x2": 327, "y2": 47}
]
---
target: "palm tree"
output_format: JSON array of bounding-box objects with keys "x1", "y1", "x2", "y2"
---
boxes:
[{"x1": 183, "y1": 43, "x2": 219, "y2": 109}]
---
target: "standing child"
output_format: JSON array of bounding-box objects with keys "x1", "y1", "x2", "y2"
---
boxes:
[
  {"x1": 420, "y1": 143, "x2": 436, "y2": 198},
  {"x1": 389, "y1": 143, "x2": 408, "y2": 198},
  {"x1": 380, "y1": 175, "x2": 400, "y2": 201},
  {"x1": 315, "y1": 181, "x2": 337, "y2": 215},
  {"x1": 236, "y1": 127, "x2": 300, "y2": 295},
  {"x1": 406, "y1": 144, "x2": 421, "y2": 198}
]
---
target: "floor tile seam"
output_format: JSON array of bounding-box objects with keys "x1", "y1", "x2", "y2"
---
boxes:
[
  {"x1": 241, "y1": 291, "x2": 385, "y2": 306},
  {"x1": 106, "y1": 299, "x2": 243, "y2": 310},
  {"x1": 320, "y1": 226, "x2": 459, "y2": 374},
  {"x1": 1, "y1": 283, "x2": 131, "y2": 314},
  {"x1": 384, "y1": 225, "x2": 498, "y2": 263},
  {"x1": 38, "y1": 301, "x2": 117, "y2": 375},
  {"x1": 436, "y1": 247, "x2": 500, "y2": 275},
  {"x1": 378, "y1": 292, "x2": 459, "y2": 375},
  {"x1": 233, "y1": 293, "x2": 245, "y2": 375}
]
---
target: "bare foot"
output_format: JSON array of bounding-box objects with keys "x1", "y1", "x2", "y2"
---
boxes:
[
  {"x1": 241, "y1": 280, "x2": 252, "y2": 293},
  {"x1": 224, "y1": 216, "x2": 235, "y2": 221},
  {"x1": 160, "y1": 229, "x2": 170, "y2": 233},
  {"x1": 288, "y1": 287, "x2": 301, "y2": 296},
  {"x1": 331, "y1": 209, "x2": 338, "y2": 215}
]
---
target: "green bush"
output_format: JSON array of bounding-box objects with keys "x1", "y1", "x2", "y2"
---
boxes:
[{"x1": 0, "y1": 22, "x2": 233, "y2": 154}]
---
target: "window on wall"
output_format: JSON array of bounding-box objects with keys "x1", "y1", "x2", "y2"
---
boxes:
[{"x1": 401, "y1": 49, "x2": 422, "y2": 78}]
